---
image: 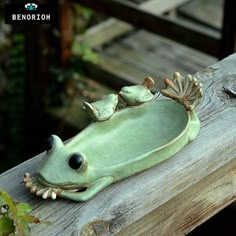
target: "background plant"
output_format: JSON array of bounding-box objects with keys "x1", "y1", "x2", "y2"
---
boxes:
[{"x1": 0, "y1": 189, "x2": 40, "y2": 236}]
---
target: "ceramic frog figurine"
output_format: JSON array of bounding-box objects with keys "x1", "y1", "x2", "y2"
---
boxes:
[{"x1": 23, "y1": 73, "x2": 203, "y2": 202}]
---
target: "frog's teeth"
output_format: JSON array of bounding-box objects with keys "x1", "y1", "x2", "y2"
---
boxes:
[
  {"x1": 42, "y1": 189, "x2": 50, "y2": 199},
  {"x1": 25, "y1": 181, "x2": 33, "y2": 188},
  {"x1": 51, "y1": 190, "x2": 57, "y2": 200},
  {"x1": 36, "y1": 188, "x2": 46, "y2": 196},
  {"x1": 30, "y1": 186, "x2": 37, "y2": 193},
  {"x1": 24, "y1": 172, "x2": 30, "y2": 178},
  {"x1": 23, "y1": 173, "x2": 31, "y2": 183}
]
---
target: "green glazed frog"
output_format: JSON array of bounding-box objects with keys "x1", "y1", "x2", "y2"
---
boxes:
[{"x1": 23, "y1": 72, "x2": 203, "y2": 202}]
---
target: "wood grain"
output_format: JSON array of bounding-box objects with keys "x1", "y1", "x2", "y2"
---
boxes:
[
  {"x1": 0, "y1": 53, "x2": 236, "y2": 235},
  {"x1": 117, "y1": 159, "x2": 236, "y2": 236},
  {"x1": 83, "y1": 30, "x2": 216, "y2": 90}
]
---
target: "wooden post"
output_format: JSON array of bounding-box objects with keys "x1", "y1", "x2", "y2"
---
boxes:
[
  {"x1": 51, "y1": 0, "x2": 73, "y2": 66},
  {"x1": 219, "y1": 0, "x2": 236, "y2": 59},
  {"x1": 59, "y1": 0, "x2": 73, "y2": 65}
]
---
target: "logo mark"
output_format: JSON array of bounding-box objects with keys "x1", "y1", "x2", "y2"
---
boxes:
[
  {"x1": 5, "y1": 2, "x2": 55, "y2": 24},
  {"x1": 25, "y1": 3, "x2": 38, "y2": 11}
]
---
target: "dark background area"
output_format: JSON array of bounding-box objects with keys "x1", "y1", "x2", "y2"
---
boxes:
[{"x1": 0, "y1": 0, "x2": 104, "y2": 173}]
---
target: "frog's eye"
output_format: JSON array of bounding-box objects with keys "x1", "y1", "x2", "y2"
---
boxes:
[
  {"x1": 45, "y1": 136, "x2": 54, "y2": 151},
  {"x1": 68, "y1": 153, "x2": 83, "y2": 170}
]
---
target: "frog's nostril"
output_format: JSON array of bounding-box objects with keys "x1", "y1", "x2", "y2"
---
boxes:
[{"x1": 68, "y1": 153, "x2": 83, "y2": 170}]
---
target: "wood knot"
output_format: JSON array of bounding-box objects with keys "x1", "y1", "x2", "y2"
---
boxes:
[
  {"x1": 223, "y1": 74, "x2": 236, "y2": 98},
  {"x1": 78, "y1": 220, "x2": 110, "y2": 236}
]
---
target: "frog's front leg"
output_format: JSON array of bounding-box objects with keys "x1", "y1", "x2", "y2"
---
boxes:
[{"x1": 59, "y1": 176, "x2": 114, "y2": 202}]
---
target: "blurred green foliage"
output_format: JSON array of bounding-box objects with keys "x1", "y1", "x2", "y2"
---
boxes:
[{"x1": 0, "y1": 189, "x2": 40, "y2": 236}]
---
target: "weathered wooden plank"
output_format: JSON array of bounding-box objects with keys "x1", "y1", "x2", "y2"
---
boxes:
[
  {"x1": 83, "y1": 30, "x2": 216, "y2": 90},
  {"x1": 73, "y1": 0, "x2": 190, "y2": 48},
  {"x1": 117, "y1": 159, "x2": 236, "y2": 235},
  {"x1": 73, "y1": 18, "x2": 131, "y2": 49},
  {"x1": 0, "y1": 53, "x2": 236, "y2": 235},
  {"x1": 140, "y1": 0, "x2": 190, "y2": 14},
  {"x1": 72, "y1": 0, "x2": 220, "y2": 56}
]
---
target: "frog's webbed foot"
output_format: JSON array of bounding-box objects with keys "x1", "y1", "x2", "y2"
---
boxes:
[
  {"x1": 161, "y1": 72, "x2": 203, "y2": 111},
  {"x1": 59, "y1": 176, "x2": 114, "y2": 202},
  {"x1": 23, "y1": 173, "x2": 108, "y2": 201},
  {"x1": 23, "y1": 173, "x2": 58, "y2": 200}
]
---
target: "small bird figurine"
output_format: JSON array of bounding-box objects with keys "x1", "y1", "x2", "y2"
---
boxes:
[
  {"x1": 119, "y1": 76, "x2": 155, "y2": 106},
  {"x1": 83, "y1": 94, "x2": 119, "y2": 121}
]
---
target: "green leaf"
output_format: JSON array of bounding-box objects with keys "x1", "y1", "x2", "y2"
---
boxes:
[
  {"x1": 20, "y1": 214, "x2": 40, "y2": 224},
  {"x1": 0, "y1": 189, "x2": 17, "y2": 216},
  {"x1": 0, "y1": 189, "x2": 42, "y2": 235},
  {"x1": 15, "y1": 203, "x2": 40, "y2": 235},
  {"x1": 15, "y1": 218, "x2": 31, "y2": 236},
  {"x1": 0, "y1": 216, "x2": 15, "y2": 235},
  {"x1": 16, "y1": 203, "x2": 32, "y2": 216},
  {"x1": 0, "y1": 197, "x2": 5, "y2": 206}
]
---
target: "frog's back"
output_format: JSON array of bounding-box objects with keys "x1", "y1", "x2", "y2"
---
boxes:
[{"x1": 66, "y1": 100, "x2": 189, "y2": 169}]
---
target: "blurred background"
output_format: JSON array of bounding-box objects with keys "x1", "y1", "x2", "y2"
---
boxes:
[
  {"x1": 2, "y1": 0, "x2": 233, "y2": 173},
  {"x1": 0, "y1": 0, "x2": 110, "y2": 172},
  {"x1": 0, "y1": 0, "x2": 235, "y2": 234}
]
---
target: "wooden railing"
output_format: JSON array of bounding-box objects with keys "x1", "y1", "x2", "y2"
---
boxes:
[
  {"x1": 72, "y1": 0, "x2": 220, "y2": 56},
  {"x1": 0, "y1": 53, "x2": 235, "y2": 235},
  {"x1": 56, "y1": 0, "x2": 236, "y2": 64}
]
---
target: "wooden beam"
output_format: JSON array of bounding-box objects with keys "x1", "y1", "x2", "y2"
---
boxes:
[
  {"x1": 219, "y1": 0, "x2": 236, "y2": 59},
  {"x1": 73, "y1": 18, "x2": 131, "y2": 49},
  {"x1": 0, "y1": 53, "x2": 236, "y2": 235},
  {"x1": 73, "y1": 0, "x2": 190, "y2": 48},
  {"x1": 72, "y1": 0, "x2": 220, "y2": 56},
  {"x1": 133, "y1": 0, "x2": 190, "y2": 14}
]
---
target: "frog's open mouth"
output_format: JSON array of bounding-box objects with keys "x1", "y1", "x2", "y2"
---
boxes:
[{"x1": 23, "y1": 173, "x2": 87, "y2": 200}]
